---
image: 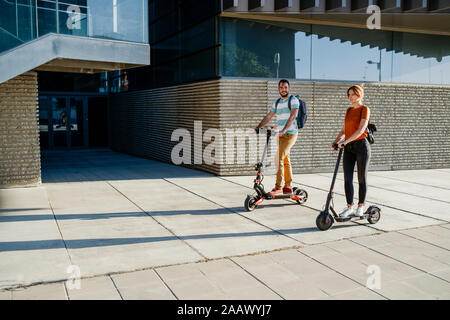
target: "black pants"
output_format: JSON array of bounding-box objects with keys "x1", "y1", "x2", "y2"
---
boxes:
[{"x1": 343, "y1": 139, "x2": 371, "y2": 205}]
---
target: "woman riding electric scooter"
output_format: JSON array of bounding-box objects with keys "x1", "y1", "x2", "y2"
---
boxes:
[{"x1": 330, "y1": 84, "x2": 372, "y2": 218}]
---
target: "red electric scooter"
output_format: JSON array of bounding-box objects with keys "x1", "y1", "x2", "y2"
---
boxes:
[{"x1": 244, "y1": 127, "x2": 308, "y2": 212}]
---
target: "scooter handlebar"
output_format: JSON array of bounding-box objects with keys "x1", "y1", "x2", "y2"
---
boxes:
[{"x1": 255, "y1": 126, "x2": 277, "y2": 135}]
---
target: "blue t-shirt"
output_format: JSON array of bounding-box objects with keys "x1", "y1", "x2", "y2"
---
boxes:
[{"x1": 271, "y1": 95, "x2": 300, "y2": 134}]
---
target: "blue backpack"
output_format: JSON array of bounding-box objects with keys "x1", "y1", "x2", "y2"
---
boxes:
[{"x1": 275, "y1": 95, "x2": 307, "y2": 129}]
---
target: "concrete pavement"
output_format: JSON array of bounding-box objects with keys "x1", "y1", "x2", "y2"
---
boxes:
[{"x1": 0, "y1": 149, "x2": 449, "y2": 300}]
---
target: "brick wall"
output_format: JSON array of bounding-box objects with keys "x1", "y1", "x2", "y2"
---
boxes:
[
  {"x1": 109, "y1": 79, "x2": 450, "y2": 175},
  {"x1": 0, "y1": 72, "x2": 41, "y2": 187}
]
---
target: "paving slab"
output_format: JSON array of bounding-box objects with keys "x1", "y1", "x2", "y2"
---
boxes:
[
  {"x1": 0, "y1": 290, "x2": 11, "y2": 300},
  {"x1": 10, "y1": 282, "x2": 67, "y2": 300},
  {"x1": 297, "y1": 240, "x2": 450, "y2": 299},
  {"x1": 66, "y1": 276, "x2": 121, "y2": 300},
  {"x1": 110, "y1": 269, "x2": 176, "y2": 300},
  {"x1": 44, "y1": 181, "x2": 203, "y2": 278},
  {"x1": 316, "y1": 173, "x2": 450, "y2": 222},
  {"x1": 398, "y1": 225, "x2": 450, "y2": 250},
  {"x1": 155, "y1": 259, "x2": 282, "y2": 300},
  {"x1": 231, "y1": 249, "x2": 370, "y2": 299},
  {"x1": 379, "y1": 274, "x2": 450, "y2": 300},
  {"x1": 371, "y1": 169, "x2": 450, "y2": 190},
  {"x1": 0, "y1": 187, "x2": 72, "y2": 289},
  {"x1": 318, "y1": 172, "x2": 450, "y2": 204},
  {"x1": 109, "y1": 179, "x2": 298, "y2": 259},
  {"x1": 351, "y1": 233, "x2": 450, "y2": 282}
]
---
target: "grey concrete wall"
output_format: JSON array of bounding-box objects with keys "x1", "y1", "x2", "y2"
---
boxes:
[
  {"x1": 0, "y1": 72, "x2": 41, "y2": 187},
  {"x1": 109, "y1": 79, "x2": 450, "y2": 175}
]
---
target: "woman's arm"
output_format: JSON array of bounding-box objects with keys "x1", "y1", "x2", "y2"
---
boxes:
[
  {"x1": 330, "y1": 124, "x2": 345, "y2": 149},
  {"x1": 344, "y1": 118, "x2": 369, "y2": 145}
]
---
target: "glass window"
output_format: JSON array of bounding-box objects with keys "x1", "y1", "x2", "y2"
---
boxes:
[
  {"x1": 390, "y1": 32, "x2": 450, "y2": 85},
  {"x1": 221, "y1": 18, "x2": 295, "y2": 78},
  {"x1": 181, "y1": 48, "x2": 216, "y2": 82},
  {"x1": 219, "y1": 17, "x2": 450, "y2": 85}
]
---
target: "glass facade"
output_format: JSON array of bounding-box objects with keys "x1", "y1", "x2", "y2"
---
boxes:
[
  {"x1": 109, "y1": 0, "x2": 221, "y2": 93},
  {"x1": 38, "y1": 71, "x2": 108, "y2": 92},
  {"x1": 0, "y1": 0, "x2": 148, "y2": 54},
  {"x1": 220, "y1": 17, "x2": 450, "y2": 85}
]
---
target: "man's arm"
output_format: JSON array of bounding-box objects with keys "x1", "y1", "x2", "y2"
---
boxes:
[
  {"x1": 280, "y1": 108, "x2": 298, "y2": 135},
  {"x1": 256, "y1": 111, "x2": 276, "y2": 129}
]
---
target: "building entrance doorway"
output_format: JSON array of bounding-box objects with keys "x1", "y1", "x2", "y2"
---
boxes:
[
  {"x1": 39, "y1": 95, "x2": 88, "y2": 149},
  {"x1": 39, "y1": 94, "x2": 108, "y2": 150}
]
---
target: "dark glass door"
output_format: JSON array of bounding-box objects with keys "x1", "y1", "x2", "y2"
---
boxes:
[
  {"x1": 52, "y1": 97, "x2": 69, "y2": 148},
  {"x1": 69, "y1": 97, "x2": 86, "y2": 147},
  {"x1": 39, "y1": 95, "x2": 88, "y2": 149}
]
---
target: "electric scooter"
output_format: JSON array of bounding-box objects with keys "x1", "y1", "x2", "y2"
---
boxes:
[
  {"x1": 244, "y1": 127, "x2": 308, "y2": 212},
  {"x1": 315, "y1": 143, "x2": 381, "y2": 231}
]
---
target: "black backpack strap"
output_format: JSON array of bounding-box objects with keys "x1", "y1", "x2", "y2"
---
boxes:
[{"x1": 288, "y1": 95, "x2": 293, "y2": 111}]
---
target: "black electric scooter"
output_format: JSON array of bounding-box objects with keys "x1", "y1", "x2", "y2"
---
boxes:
[
  {"x1": 244, "y1": 127, "x2": 308, "y2": 212},
  {"x1": 315, "y1": 143, "x2": 381, "y2": 231}
]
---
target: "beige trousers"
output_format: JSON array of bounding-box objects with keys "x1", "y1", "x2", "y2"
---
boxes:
[{"x1": 275, "y1": 133, "x2": 298, "y2": 189}]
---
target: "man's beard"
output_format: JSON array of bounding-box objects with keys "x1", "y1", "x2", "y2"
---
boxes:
[{"x1": 280, "y1": 92, "x2": 289, "y2": 98}]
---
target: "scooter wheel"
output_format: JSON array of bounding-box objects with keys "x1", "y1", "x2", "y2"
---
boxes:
[
  {"x1": 244, "y1": 195, "x2": 258, "y2": 212},
  {"x1": 316, "y1": 212, "x2": 334, "y2": 231},
  {"x1": 295, "y1": 189, "x2": 308, "y2": 204},
  {"x1": 367, "y1": 206, "x2": 381, "y2": 224}
]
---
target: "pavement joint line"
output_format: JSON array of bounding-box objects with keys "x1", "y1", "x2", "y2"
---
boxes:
[
  {"x1": 348, "y1": 238, "x2": 450, "y2": 285},
  {"x1": 227, "y1": 257, "x2": 286, "y2": 300},
  {"x1": 108, "y1": 274, "x2": 124, "y2": 300},
  {"x1": 44, "y1": 189, "x2": 75, "y2": 266},
  {"x1": 105, "y1": 180, "x2": 208, "y2": 261},
  {"x1": 153, "y1": 268, "x2": 179, "y2": 300},
  {"x1": 162, "y1": 177, "x2": 307, "y2": 246},
  {"x1": 316, "y1": 172, "x2": 450, "y2": 205},
  {"x1": 63, "y1": 281, "x2": 70, "y2": 301},
  {"x1": 369, "y1": 172, "x2": 450, "y2": 191},
  {"x1": 396, "y1": 227, "x2": 450, "y2": 252},
  {"x1": 294, "y1": 248, "x2": 390, "y2": 300},
  {"x1": 290, "y1": 179, "x2": 449, "y2": 224}
]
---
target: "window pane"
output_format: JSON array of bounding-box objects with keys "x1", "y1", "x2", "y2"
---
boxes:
[
  {"x1": 219, "y1": 17, "x2": 450, "y2": 85},
  {"x1": 391, "y1": 32, "x2": 450, "y2": 85}
]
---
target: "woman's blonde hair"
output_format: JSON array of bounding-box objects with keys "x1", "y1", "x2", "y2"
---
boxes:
[{"x1": 347, "y1": 84, "x2": 365, "y2": 99}]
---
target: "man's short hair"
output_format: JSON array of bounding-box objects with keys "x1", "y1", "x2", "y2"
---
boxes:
[{"x1": 278, "y1": 79, "x2": 290, "y2": 87}]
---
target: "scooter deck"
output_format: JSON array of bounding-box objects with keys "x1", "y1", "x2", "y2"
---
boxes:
[
  {"x1": 335, "y1": 214, "x2": 370, "y2": 223},
  {"x1": 267, "y1": 193, "x2": 294, "y2": 199}
]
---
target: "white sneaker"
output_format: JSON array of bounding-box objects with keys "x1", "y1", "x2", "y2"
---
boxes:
[
  {"x1": 355, "y1": 206, "x2": 365, "y2": 217},
  {"x1": 339, "y1": 207, "x2": 354, "y2": 218}
]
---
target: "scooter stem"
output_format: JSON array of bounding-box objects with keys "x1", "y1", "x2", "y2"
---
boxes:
[
  {"x1": 259, "y1": 129, "x2": 272, "y2": 164},
  {"x1": 325, "y1": 147, "x2": 344, "y2": 209}
]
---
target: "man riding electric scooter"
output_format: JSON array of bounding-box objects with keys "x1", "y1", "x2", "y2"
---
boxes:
[{"x1": 255, "y1": 79, "x2": 300, "y2": 196}]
